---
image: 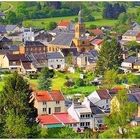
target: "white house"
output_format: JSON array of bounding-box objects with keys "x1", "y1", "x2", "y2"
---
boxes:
[
  {"x1": 47, "y1": 52, "x2": 65, "y2": 69},
  {"x1": 23, "y1": 27, "x2": 35, "y2": 42},
  {"x1": 87, "y1": 89, "x2": 112, "y2": 112}
]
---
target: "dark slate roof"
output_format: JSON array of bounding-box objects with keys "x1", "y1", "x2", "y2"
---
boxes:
[
  {"x1": 24, "y1": 41, "x2": 45, "y2": 47},
  {"x1": 8, "y1": 45, "x2": 19, "y2": 51},
  {"x1": 6, "y1": 54, "x2": 30, "y2": 62},
  {"x1": 47, "y1": 52, "x2": 64, "y2": 59},
  {"x1": 29, "y1": 53, "x2": 47, "y2": 61},
  {"x1": 134, "y1": 60, "x2": 140, "y2": 65},
  {"x1": 90, "y1": 102, "x2": 104, "y2": 114},
  {"x1": 49, "y1": 32, "x2": 74, "y2": 46},
  {"x1": 128, "y1": 94, "x2": 138, "y2": 103},
  {"x1": 129, "y1": 87, "x2": 140, "y2": 94},
  {"x1": 86, "y1": 50, "x2": 98, "y2": 63},
  {"x1": 132, "y1": 93, "x2": 140, "y2": 104},
  {"x1": 97, "y1": 89, "x2": 111, "y2": 99},
  {"x1": 0, "y1": 36, "x2": 11, "y2": 42},
  {"x1": 60, "y1": 48, "x2": 78, "y2": 57},
  {"x1": 123, "y1": 56, "x2": 137, "y2": 63},
  {"x1": 5, "y1": 25, "x2": 17, "y2": 32},
  {"x1": 0, "y1": 25, "x2": 6, "y2": 33}
]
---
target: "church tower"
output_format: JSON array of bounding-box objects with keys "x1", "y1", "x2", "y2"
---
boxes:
[
  {"x1": 73, "y1": 10, "x2": 91, "y2": 52},
  {"x1": 74, "y1": 10, "x2": 85, "y2": 39}
]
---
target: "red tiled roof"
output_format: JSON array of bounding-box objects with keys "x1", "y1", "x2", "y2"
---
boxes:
[
  {"x1": 54, "y1": 113, "x2": 78, "y2": 124},
  {"x1": 91, "y1": 28, "x2": 103, "y2": 36},
  {"x1": 50, "y1": 90, "x2": 65, "y2": 101},
  {"x1": 97, "y1": 89, "x2": 111, "y2": 99},
  {"x1": 58, "y1": 20, "x2": 71, "y2": 27},
  {"x1": 37, "y1": 113, "x2": 78, "y2": 125},
  {"x1": 34, "y1": 90, "x2": 64, "y2": 102},
  {"x1": 91, "y1": 39, "x2": 103, "y2": 45},
  {"x1": 37, "y1": 115, "x2": 61, "y2": 125}
]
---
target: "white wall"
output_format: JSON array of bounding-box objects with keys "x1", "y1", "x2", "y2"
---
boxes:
[{"x1": 48, "y1": 58, "x2": 65, "y2": 69}]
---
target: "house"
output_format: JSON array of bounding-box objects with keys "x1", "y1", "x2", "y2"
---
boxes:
[
  {"x1": 47, "y1": 32, "x2": 75, "y2": 52},
  {"x1": 23, "y1": 28, "x2": 35, "y2": 42},
  {"x1": 0, "y1": 36, "x2": 12, "y2": 50},
  {"x1": 19, "y1": 41, "x2": 47, "y2": 55},
  {"x1": 37, "y1": 112, "x2": 78, "y2": 129},
  {"x1": 0, "y1": 53, "x2": 36, "y2": 74},
  {"x1": 121, "y1": 56, "x2": 137, "y2": 72},
  {"x1": 47, "y1": 52, "x2": 65, "y2": 69},
  {"x1": 68, "y1": 99, "x2": 106, "y2": 130},
  {"x1": 28, "y1": 52, "x2": 65, "y2": 70},
  {"x1": 91, "y1": 39, "x2": 104, "y2": 51},
  {"x1": 32, "y1": 90, "x2": 66, "y2": 115},
  {"x1": 68, "y1": 102, "x2": 93, "y2": 129},
  {"x1": 87, "y1": 89, "x2": 112, "y2": 112},
  {"x1": 121, "y1": 52, "x2": 140, "y2": 72},
  {"x1": 0, "y1": 25, "x2": 21, "y2": 35},
  {"x1": 57, "y1": 20, "x2": 74, "y2": 31},
  {"x1": 5, "y1": 25, "x2": 21, "y2": 34},
  {"x1": 76, "y1": 50, "x2": 98, "y2": 71},
  {"x1": 121, "y1": 30, "x2": 140, "y2": 42},
  {"x1": 6, "y1": 32, "x2": 23, "y2": 42},
  {"x1": 90, "y1": 28, "x2": 104, "y2": 37},
  {"x1": 110, "y1": 89, "x2": 140, "y2": 125}
]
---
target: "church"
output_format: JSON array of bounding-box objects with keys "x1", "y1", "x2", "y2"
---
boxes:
[{"x1": 47, "y1": 10, "x2": 94, "y2": 52}]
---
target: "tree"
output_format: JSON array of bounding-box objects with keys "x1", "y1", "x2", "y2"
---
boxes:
[
  {"x1": 47, "y1": 22, "x2": 57, "y2": 30},
  {"x1": 66, "y1": 53, "x2": 73, "y2": 66},
  {"x1": 58, "y1": 127, "x2": 80, "y2": 138},
  {"x1": 95, "y1": 38, "x2": 122, "y2": 75},
  {"x1": 3, "y1": 110, "x2": 30, "y2": 138},
  {"x1": 0, "y1": 72, "x2": 31, "y2": 116},
  {"x1": 103, "y1": 90, "x2": 137, "y2": 138},
  {"x1": 6, "y1": 11, "x2": 17, "y2": 24},
  {"x1": 38, "y1": 67, "x2": 54, "y2": 90},
  {"x1": 102, "y1": 69, "x2": 118, "y2": 89}
]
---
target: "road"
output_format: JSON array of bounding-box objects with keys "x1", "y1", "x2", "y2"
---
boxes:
[{"x1": 3, "y1": 2, "x2": 13, "y2": 13}]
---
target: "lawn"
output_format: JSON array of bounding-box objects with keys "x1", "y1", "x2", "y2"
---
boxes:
[
  {"x1": 0, "y1": 81, "x2": 4, "y2": 91},
  {"x1": 28, "y1": 71, "x2": 96, "y2": 96}
]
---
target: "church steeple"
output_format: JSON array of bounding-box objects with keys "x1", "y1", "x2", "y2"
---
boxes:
[
  {"x1": 74, "y1": 9, "x2": 85, "y2": 39},
  {"x1": 78, "y1": 10, "x2": 83, "y2": 24}
]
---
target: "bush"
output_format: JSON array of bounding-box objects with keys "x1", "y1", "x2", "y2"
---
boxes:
[
  {"x1": 64, "y1": 79, "x2": 75, "y2": 87},
  {"x1": 76, "y1": 79, "x2": 86, "y2": 87}
]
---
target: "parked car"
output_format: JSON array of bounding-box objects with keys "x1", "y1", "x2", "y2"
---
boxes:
[{"x1": 91, "y1": 76, "x2": 103, "y2": 86}]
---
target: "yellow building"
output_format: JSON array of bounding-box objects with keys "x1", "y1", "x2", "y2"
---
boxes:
[
  {"x1": 73, "y1": 10, "x2": 94, "y2": 52},
  {"x1": 48, "y1": 10, "x2": 94, "y2": 52}
]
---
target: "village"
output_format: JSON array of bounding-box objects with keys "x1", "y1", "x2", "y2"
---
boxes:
[{"x1": 0, "y1": 3, "x2": 140, "y2": 138}]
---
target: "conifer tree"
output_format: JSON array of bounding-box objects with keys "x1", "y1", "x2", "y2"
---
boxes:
[{"x1": 95, "y1": 38, "x2": 122, "y2": 75}]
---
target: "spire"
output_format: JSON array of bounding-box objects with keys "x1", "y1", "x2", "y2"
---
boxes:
[{"x1": 78, "y1": 9, "x2": 83, "y2": 24}]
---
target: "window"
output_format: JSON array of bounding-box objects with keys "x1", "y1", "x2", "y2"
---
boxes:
[
  {"x1": 80, "y1": 114, "x2": 85, "y2": 118},
  {"x1": 12, "y1": 61, "x2": 16, "y2": 65},
  {"x1": 106, "y1": 99, "x2": 108, "y2": 103},
  {"x1": 56, "y1": 101, "x2": 60, "y2": 104},
  {"x1": 43, "y1": 102, "x2": 46, "y2": 105},
  {"x1": 86, "y1": 122, "x2": 90, "y2": 126},
  {"x1": 80, "y1": 122, "x2": 85, "y2": 127},
  {"x1": 43, "y1": 108, "x2": 46, "y2": 112},
  {"x1": 55, "y1": 107, "x2": 61, "y2": 112}
]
